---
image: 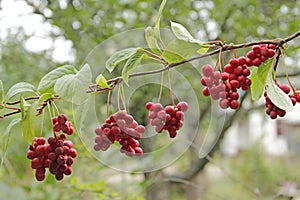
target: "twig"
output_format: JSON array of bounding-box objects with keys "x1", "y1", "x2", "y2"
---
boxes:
[{"x1": 91, "y1": 30, "x2": 300, "y2": 92}]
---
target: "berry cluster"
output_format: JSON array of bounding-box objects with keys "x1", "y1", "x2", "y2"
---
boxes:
[
  {"x1": 27, "y1": 137, "x2": 50, "y2": 181},
  {"x1": 201, "y1": 62, "x2": 250, "y2": 110},
  {"x1": 146, "y1": 101, "x2": 188, "y2": 138},
  {"x1": 246, "y1": 44, "x2": 276, "y2": 67},
  {"x1": 94, "y1": 110, "x2": 145, "y2": 156},
  {"x1": 201, "y1": 44, "x2": 277, "y2": 110},
  {"x1": 27, "y1": 134, "x2": 77, "y2": 181},
  {"x1": 265, "y1": 83, "x2": 300, "y2": 119},
  {"x1": 52, "y1": 114, "x2": 74, "y2": 135},
  {"x1": 47, "y1": 134, "x2": 77, "y2": 180}
]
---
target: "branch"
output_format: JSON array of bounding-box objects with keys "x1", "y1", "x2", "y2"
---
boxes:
[{"x1": 92, "y1": 30, "x2": 300, "y2": 92}]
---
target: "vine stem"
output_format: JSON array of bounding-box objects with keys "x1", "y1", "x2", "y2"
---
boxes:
[
  {"x1": 106, "y1": 90, "x2": 111, "y2": 118},
  {"x1": 157, "y1": 71, "x2": 164, "y2": 103},
  {"x1": 167, "y1": 70, "x2": 175, "y2": 106},
  {"x1": 96, "y1": 30, "x2": 300, "y2": 91},
  {"x1": 1, "y1": 31, "x2": 300, "y2": 118}
]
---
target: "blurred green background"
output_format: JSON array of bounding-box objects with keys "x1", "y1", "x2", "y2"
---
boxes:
[{"x1": 0, "y1": 0, "x2": 300, "y2": 199}]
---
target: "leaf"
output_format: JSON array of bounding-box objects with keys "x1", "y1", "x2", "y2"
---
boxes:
[
  {"x1": 162, "y1": 39, "x2": 201, "y2": 63},
  {"x1": 122, "y1": 53, "x2": 145, "y2": 85},
  {"x1": 54, "y1": 64, "x2": 92, "y2": 105},
  {"x1": 250, "y1": 59, "x2": 273, "y2": 100},
  {"x1": 1, "y1": 118, "x2": 21, "y2": 165},
  {"x1": 21, "y1": 98, "x2": 38, "y2": 144},
  {"x1": 197, "y1": 47, "x2": 210, "y2": 54},
  {"x1": 155, "y1": 0, "x2": 167, "y2": 29},
  {"x1": 171, "y1": 21, "x2": 202, "y2": 44},
  {"x1": 145, "y1": 27, "x2": 162, "y2": 54},
  {"x1": 0, "y1": 80, "x2": 4, "y2": 104},
  {"x1": 266, "y1": 72, "x2": 293, "y2": 111},
  {"x1": 5, "y1": 82, "x2": 36, "y2": 100},
  {"x1": 37, "y1": 65, "x2": 77, "y2": 94},
  {"x1": 105, "y1": 48, "x2": 140, "y2": 73},
  {"x1": 38, "y1": 93, "x2": 54, "y2": 103},
  {"x1": 95, "y1": 74, "x2": 110, "y2": 89}
]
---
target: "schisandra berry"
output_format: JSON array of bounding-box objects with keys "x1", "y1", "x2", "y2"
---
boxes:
[
  {"x1": 94, "y1": 111, "x2": 145, "y2": 156},
  {"x1": 201, "y1": 63, "x2": 250, "y2": 110},
  {"x1": 264, "y1": 83, "x2": 297, "y2": 119},
  {"x1": 27, "y1": 137, "x2": 49, "y2": 182},
  {"x1": 146, "y1": 101, "x2": 188, "y2": 138},
  {"x1": 47, "y1": 135, "x2": 76, "y2": 181},
  {"x1": 27, "y1": 135, "x2": 76, "y2": 181},
  {"x1": 52, "y1": 114, "x2": 74, "y2": 135},
  {"x1": 246, "y1": 44, "x2": 276, "y2": 67}
]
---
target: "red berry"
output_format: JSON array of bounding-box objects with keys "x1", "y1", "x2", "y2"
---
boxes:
[
  {"x1": 247, "y1": 50, "x2": 256, "y2": 60},
  {"x1": 219, "y1": 99, "x2": 229, "y2": 109},
  {"x1": 202, "y1": 64, "x2": 213, "y2": 76},
  {"x1": 270, "y1": 111, "x2": 277, "y2": 119},
  {"x1": 202, "y1": 87, "x2": 210, "y2": 96},
  {"x1": 295, "y1": 94, "x2": 300, "y2": 102},
  {"x1": 230, "y1": 92, "x2": 239, "y2": 100},
  {"x1": 230, "y1": 80, "x2": 240, "y2": 89},
  {"x1": 252, "y1": 45, "x2": 261, "y2": 54},
  {"x1": 238, "y1": 57, "x2": 247, "y2": 65},
  {"x1": 252, "y1": 58, "x2": 262, "y2": 66},
  {"x1": 224, "y1": 64, "x2": 234, "y2": 73},
  {"x1": 35, "y1": 172, "x2": 46, "y2": 181},
  {"x1": 53, "y1": 123, "x2": 61, "y2": 132},
  {"x1": 229, "y1": 58, "x2": 239, "y2": 68},
  {"x1": 278, "y1": 84, "x2": 290, "y2": 94},
  {"x1": 177, "y1": 101, "x2": 188, "y2": 112},
  {"x1": 146, "y1": 102, "x2": 154, "y2": 110},
  {"x1": 230, "y1": 100, "x2": 239, "y2": 109},
  {"x1": 57, "y1": 114, "x2": 68, "y2": 125},
  {"x1": 221, "y1": 72, "x2": 229, "y2": 81}
]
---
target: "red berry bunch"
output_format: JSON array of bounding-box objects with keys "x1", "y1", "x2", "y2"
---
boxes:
[
  {"x1": 27, "y1": 137, "x2": 51, "y2": 181},
  {"x1": 47, "y1": 134, "x2": 77, "y2": 181},
  {"x1": 246, "y1": 44, "x2": 276, "y2": 67},
  {"x1": 201, "y1": 63, "x2": 250, "y2": 110},
  {"x1": 146, "y1": 101, "x2": 188, "y2": 138},
  {"x1": 201, "y1": 64, "x2": 226, "y2": 100},
  {"x1": 265, "y1": 83, "x2": 300, "y2": 119},
  {"x1": 94, "y1": 110, "x2": 145, "y2": 156},
  {"x1": 52, "y1": 114, "x2": 74, "y2": 135},
  {"x1": 27, "y1": 134, "x2": 77, "y2": 181}
]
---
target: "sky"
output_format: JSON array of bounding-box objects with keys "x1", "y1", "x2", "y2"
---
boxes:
[{"x1": 0, "y1": 0, "x2": 74, "y2": 63}]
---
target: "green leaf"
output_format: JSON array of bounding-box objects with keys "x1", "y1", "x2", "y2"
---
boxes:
[
  {"x1": 145, "y1": 27, "x2": 162, "y2": 54},
  {"x1": 1, "y1": 118, "x2": 21, "y2": 165},
  {"x1": 54, "y1": 64, "x2": 92, "y2": 105},
  {"x1": 95, "y1": 74, "x2": 110, "y2": 89},
  {"x1": 5, "y1": 82, "x2": 36, "y2": 100},
  {"x1": 266, "y1": 72, "x2": 293, "y2": 111},
  {"x1": 250, "y1": 59, "x2": 273, "y2": 100},
  {"x1": 155, "y1": 0, "x2": 167, "y2": 29},
  {"x1": 37, "y1": 65, "x2": 77, "y2": 94},
  {"x1": 162, "y1": 39, "x2": 201, "y2": 63},
  {"x1": 0, "y1": 80, "x2": 4, "y2": 105},
  {"x1": 170, "y1": 21, "x2": 202, "y2": 44},
  {"x1": 197, "y1": 47, "x2": 210, "y2": 54},
  {"x1": 38, "y1": 93, "x2": 54, "y2": 103},
  {"x1": 106, "y1": 48, "x2": 139, "y2": 73},
  {"x1": 122, "y1": 53, "x2": 145, "y2": 85},
  {"x1": 21, "y1": 98, "x2": 38, "y2": 144}
]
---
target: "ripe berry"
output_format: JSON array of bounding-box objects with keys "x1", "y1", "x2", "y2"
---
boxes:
[
  {"x1": 202, "y1": 64, "x2": 214, "y2": 76},
  {"x1": 177, "y1": 101, "x2": 188, "y2": 112},
  {"x1": 230, "y1": 100, "x2": 239, "y2": 109},
  {"x1": 94, "y1": 111, "x2": 145, "y2": 156}
]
